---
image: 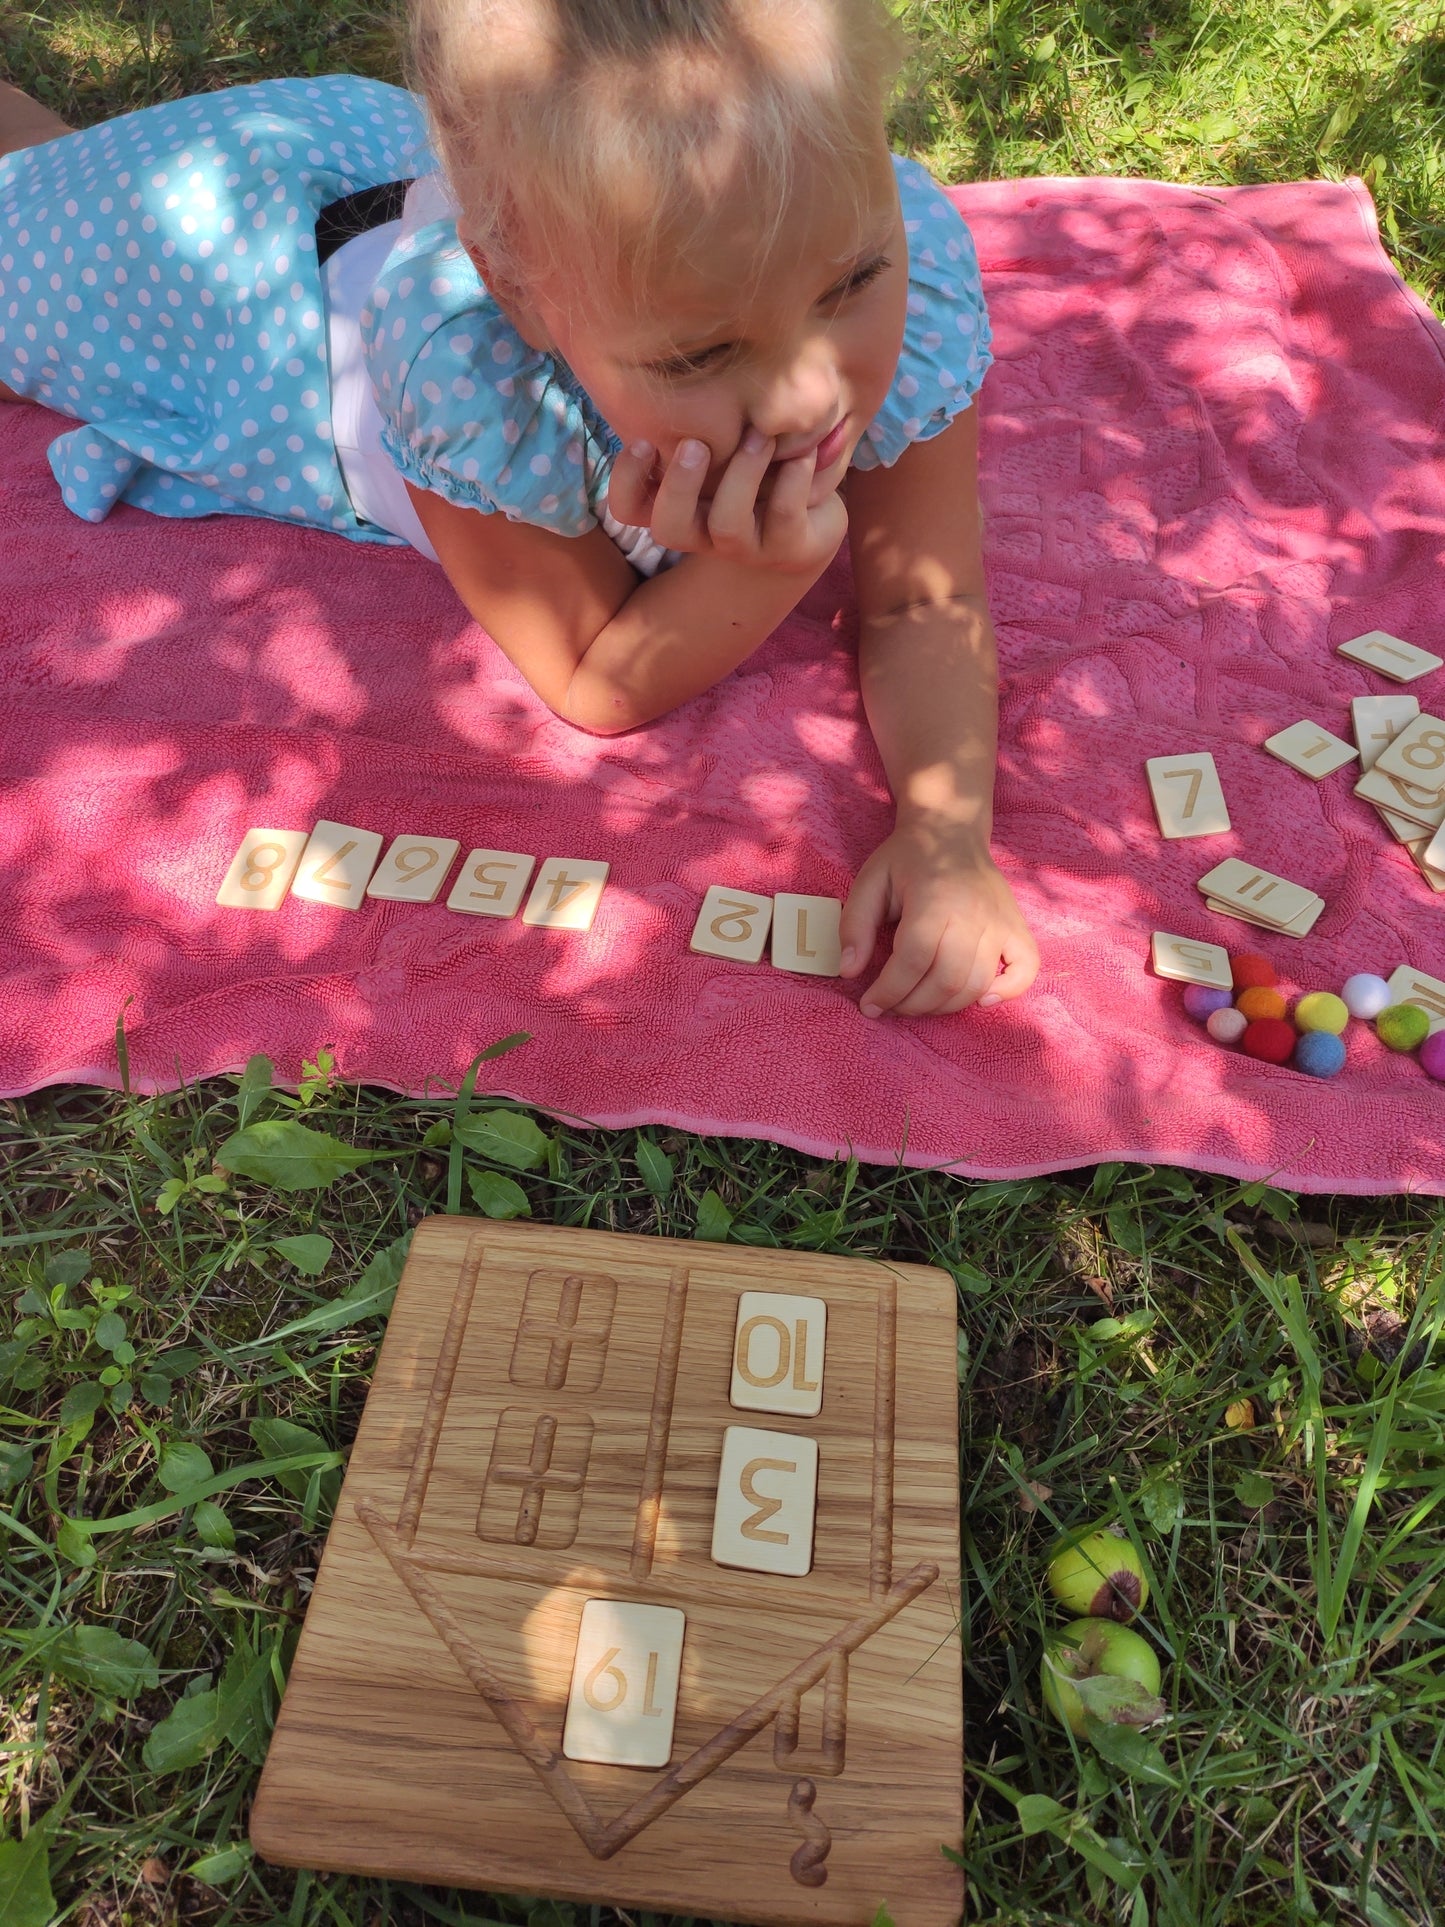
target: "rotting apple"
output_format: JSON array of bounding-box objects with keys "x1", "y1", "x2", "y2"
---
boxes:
[
  {"x1": 1046, "y1": 1522, "x2": 1149, "y2": 1621},
  {"x1": 1040, "y1": 1617, "x2": 1164, "y2": 1736}
]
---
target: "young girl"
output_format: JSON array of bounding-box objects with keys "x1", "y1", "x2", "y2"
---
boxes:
[{"x1": 0, "y1": 0, "x2": 1038, "y2": 1020}]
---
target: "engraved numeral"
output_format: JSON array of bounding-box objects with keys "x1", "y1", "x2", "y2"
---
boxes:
[{"x1": 1164, "y1": 767, "x2": 1202, "y2": 817}]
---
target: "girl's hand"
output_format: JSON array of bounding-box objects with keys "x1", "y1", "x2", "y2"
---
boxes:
[
  {"x1": 839, "y1": 825, "x2": 1039, "y2": 1019},
  {"x1": 607, "y1": 431, "x2": 848, "y2": 577}
]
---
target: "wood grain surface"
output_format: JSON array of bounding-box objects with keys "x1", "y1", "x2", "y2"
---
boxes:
[{"x1": 250, "y1": 1218, "x2": 964, "y2": 1926}]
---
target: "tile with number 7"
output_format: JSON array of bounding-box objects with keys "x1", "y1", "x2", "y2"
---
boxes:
[
  {"x1": 1144, "y1": 753, "x2": 1230, "y2": 838},
  {"x1": 290, "y1": 821, "x2": 385, "y2": 910},
  {"x1": 522, "y1": 857, "x2": 609, "y2": 931}
]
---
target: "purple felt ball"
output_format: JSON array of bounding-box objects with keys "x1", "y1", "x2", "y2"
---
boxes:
[
  {"x1": 1183, "y1": 984, "x2": 1233, "y2": 1021},
  {"x1": 1421, "y1": 1031, "x2": 1445, "y2": 1081}
]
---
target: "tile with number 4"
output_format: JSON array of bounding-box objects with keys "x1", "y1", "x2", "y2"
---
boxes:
[
  {"x1": 562, "y1": 1599, "x2": 685, "y2": 1769},
  {"x1": 366, "y1": 836, "x2": 461, "y2": 903},
  {"x1": 771, "y1": 893, "x2": 842, "y2": 976},
  {"x1": 690, "y1": 886, "x2": 773, "y2": 963},
  {"x1": 1144, "y1": 753, "x2": 1230, "y2": 838},
  {"x1": 522, "y1": 857, "x2": 609, "y2": 931},
  {"x1": 216, "y1": 828, "x2": 310, "y2": 910},
  {"x1": 1371, "y1": 714, "x2": 1445, "y2": 795},
  {"x1": 1337, "y1": 632, "x2": 1444, "y2": 682},
  {"x1": 1262, "y1": 721, "x2": 1357, "y2": 779},
  {"x1": 446, "y1": 849, "x2": 536, "y2": 920},
  {"x1": 290, "y1": 821, "x2": 384, "y2": 910}
]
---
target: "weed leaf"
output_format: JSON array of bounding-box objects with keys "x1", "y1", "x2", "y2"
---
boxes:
[
  {"x1": 235, "y1": 1053, "x2": 274, "y2": 1127},
  {"x1": 270, "y1": 1233, "x2": 333, "y2": 1276},
  {"x1": 158, "y1": 1442, "x2": 214, "y2": 1492},
  {"x1": 1234, "y1": 1471, "x2": 1274, "y2": 1509},
  {"x1": 468, "y1": 1168, "x2": 531, "y2": 1219},
  {"x1": 454, "y1": 1109, "x2": 548, "y2": 1171},
  {"x1": 695, "y1": 1190, "x2": 733, "y2": 1242},
  {"x1": 215, "y1": 1120, "x2": 375, "y2": 1191},
  {"x1": 43, "y1": 1624, "x2": 159, "y2": 1699},
  {"x1": 143, "y1": 1687, "x2": 223, "y2": 1773},
  {"x1": 193, "y1": 1500, "x2": 236, "y2": 1549},
  {"x1": 44, "y1": 1250, "x2": 90, "y2": 1289},
  {"x1": 1083, "y1": 1716, "x2": 1178, "y2": 1785},
  {"x1": 634, "y1": 1137, "x2": 675, "y2": 1201},
  {"x1": 0, "y1": 1822, "x2": 55, "y2": 1927},
  {"x1": 188, "y1": 1842, "x2": 254, "y2": 1886},
  {"x1": 248, "y1": 1417, "x2": 341, "y2": 1517}
]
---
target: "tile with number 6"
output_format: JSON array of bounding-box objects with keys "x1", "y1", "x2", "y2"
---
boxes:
[
  {"x1": 216, "y1": 828, "x2": 310, "y2": 910},
  {"x1": 367, "y1": 836, "x2": 461, "y2": 903},
  {"x1": 290, "y1": 821, "x2": 385, "y2": 910}
]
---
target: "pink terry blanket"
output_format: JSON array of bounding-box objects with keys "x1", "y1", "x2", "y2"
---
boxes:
[{"x1": 2, "y1": 176, "x2": 1443, "y2": 1194}]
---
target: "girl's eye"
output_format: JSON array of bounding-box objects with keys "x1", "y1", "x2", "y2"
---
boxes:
[{"x1": 644, "y1": 254, "x2": 891, "y2": 380}]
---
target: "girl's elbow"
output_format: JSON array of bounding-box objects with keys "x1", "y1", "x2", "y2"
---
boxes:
[{"x1": 555, "y1": 676, "x2": 651, "y2": 737}]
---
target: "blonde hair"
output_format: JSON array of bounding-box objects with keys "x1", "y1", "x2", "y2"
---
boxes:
[{"x1": 407, "y1": 0, "x2": 908, "y2": 312}]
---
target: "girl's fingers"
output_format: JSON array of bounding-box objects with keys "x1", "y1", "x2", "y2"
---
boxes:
[
  {"x1": 887, "y1": 935, "x2": 994, "y2": 1018},
  {"x1": 605, "y1": 440, "x2": 659, "y2": 528},
  {"x1": 761, "y1": 446, "x2": 817, "y2": 546},
  {"x1": 838, "y1": 862, "x2": 891, "y2": 979},
  {"x1": 648, "y1": 438, "x2": 712, "y2": 551},
  {"x1": 977, "y1": 931, "x2": 1041, "y2": 1007},
  {"x1": 858, "y1": 924, "x2": 947, "y2": 1019},
  {"x1": 705, "y1": 428, "x2": 775, "y2": 549}
]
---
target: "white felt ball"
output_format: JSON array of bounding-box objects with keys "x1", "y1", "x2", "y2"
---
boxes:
[
  {"x1": 1341, "y1": 972, "x2": 1391, "y2": 1020},
  {"x1": 1207, "y1": 1006, "x2": 1249, "y2": 1044}
]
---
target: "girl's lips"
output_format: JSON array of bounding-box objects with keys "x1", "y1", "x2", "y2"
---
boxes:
[{"x1": 812, "y1": 416, "x2": 850, "y2": 469}]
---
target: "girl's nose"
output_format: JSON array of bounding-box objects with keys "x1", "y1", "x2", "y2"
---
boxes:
[{"x1": 745, "y1": 343, "x2": 841, "y2": 451}]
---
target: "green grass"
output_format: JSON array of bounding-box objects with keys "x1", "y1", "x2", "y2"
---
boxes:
[{"x1": 2, "y1": 2, "x2": 1445, "y2": 1923}]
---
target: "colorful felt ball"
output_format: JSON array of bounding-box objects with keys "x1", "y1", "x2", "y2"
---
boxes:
[
  {"x1": 1295, "y1": 1030, "x2": 1346, "y2": 1078},
  {"x1": 1236, "y1": 986, "x2": 1287, "y2": 1022},
  {"x1": 1294, "y1": 991, "x2": 1349, "y2": 1035},
  {"x1": 1377, "y1": 1004, "x2": 1430, "y2": 1052},
  {"x1": 1341, "y1": 972, "x2": 1391, "y2": 1020},
  {"x1": 1207, "y1": 1007, "x2": 1249, "y2": 1044},
  {"x1": 1242, "y1": 1017, "x2": 1296, "y2": 1064},
  {"x1": 1420, "y1": 1031, "x2": 1445, "y2": 1081},
  {"x1": 1183, "y1": 984, "x2": 1233, "y2": 1021},
  {"x1": 1231, "y1": 953, "x2": 1277, "y2": 990}
]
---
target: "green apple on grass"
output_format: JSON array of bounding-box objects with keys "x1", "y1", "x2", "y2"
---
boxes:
[
  {"x1": 1046, "y1": 1522, "x2": 1149, "y2": 1622},
  {"x1": 1041, "y1": 1617, "x2": 1165, "y2": 1736}
]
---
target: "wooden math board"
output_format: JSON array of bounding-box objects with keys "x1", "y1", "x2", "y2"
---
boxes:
[{"x1": 250, "y1": 1218, "x2": 964, "y2": 1926}]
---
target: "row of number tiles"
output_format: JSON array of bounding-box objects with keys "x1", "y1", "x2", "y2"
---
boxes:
[
  {"x1": 218, "y1": 824, "x2": 844, "y2": 972},
  {"x1": 561, "y1": 1291, "x2": 827, "y2": 1767}
]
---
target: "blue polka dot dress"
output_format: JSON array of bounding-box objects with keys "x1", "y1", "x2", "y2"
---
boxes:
[
  {"x1": 0, "y1": 74, "x2": 429, "y2": 540},
  {"x1": 0, "y1": 75, "x2": 993, "y2": 547}
]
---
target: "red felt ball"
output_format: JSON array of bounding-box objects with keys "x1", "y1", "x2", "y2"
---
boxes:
[
  {"x1": 1242, "y1": 1017, "x2": 1296, "y2": 1064},
  {"x1": 1231, "y1": 953, "x2": 1278, "y2": 990}
]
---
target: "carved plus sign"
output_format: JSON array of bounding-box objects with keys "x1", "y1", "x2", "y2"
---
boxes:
[
  {"x1": 515, "y1": 1273, "x2": 606, "y2": 1390},
  {"x1": 488, "y1": 1413, "x2": 586, "y2": 1546}
]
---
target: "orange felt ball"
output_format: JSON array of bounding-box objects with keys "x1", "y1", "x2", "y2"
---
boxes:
[
  {"x1": 1236, "y1": 986, "x2": 1287, "y2": 1022},
  {"x1": 1242, "y1": 1017, "x2": 1296, "y2": 1064},
  {"x1": 1231, "y1": 953, "x2": 1278, "y2": 990}
]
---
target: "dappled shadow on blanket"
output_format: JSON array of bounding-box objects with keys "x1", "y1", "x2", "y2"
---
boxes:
[{"x1": 0, "y1": 172, "x2": 1443, "y2": 1190}]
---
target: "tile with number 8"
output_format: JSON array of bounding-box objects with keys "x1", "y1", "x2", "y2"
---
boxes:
[
  {"x1": 562, "y1": 1599, "x2": 685, "y2": 1769},
  {"x1": 290, "y1": 822, "x2": 385, "y2": 911},
  {"x1": 446, "y1": 849, "x2": 536, "y2": 919},
  {"x1": 215, "y1": 827, "x2": 310, "y2": 911},
  {"x1": 522, "y1": 857, "x2": 609, "y2": 931},
  {"x1": 690, "y1": 886, "x2": 773, "y2": 963},
  {"x1": 366, "y1": 836, "x2": 461, "y2": 903},
  {"x1": 1370, "y1": 714, "x2": 1445, "y2": 794}
]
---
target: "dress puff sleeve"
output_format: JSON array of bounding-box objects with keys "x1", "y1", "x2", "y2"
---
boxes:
[
  {"x1": 851, "y1": 155, "x2": 994, "y2": 472},
  {"x1": 361, "y1": 192, "x2": 618, "y2": 537}
]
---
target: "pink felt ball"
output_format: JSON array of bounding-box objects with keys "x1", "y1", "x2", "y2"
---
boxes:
[
  {"x1": 1421, "y1": 1031, "x2": 1445, "y2": 1081},
  {"x1": 1207, "y1": 1007, "x2": 1249, "y2": 1045}
]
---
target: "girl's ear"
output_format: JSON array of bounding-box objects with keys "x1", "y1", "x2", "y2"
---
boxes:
[{"x1": 457, "y1": 225, "x2": 553, "y2": 353}]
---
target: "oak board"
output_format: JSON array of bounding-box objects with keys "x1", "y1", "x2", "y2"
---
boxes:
[{"x1": 250, "y1": 1218, "x2": 963, "y2": 1926}]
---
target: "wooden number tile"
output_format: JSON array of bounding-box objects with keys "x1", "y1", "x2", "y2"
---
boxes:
[
  {"x1": 690, "y1": 886, "x2": 774, "y2": 963},
  {"x1": 1206, "y1": 895, "x2": 1323, "y2": 938},
  {"x1": 1354, "y1": 764, "x2": 1445, "y2": 831},
  {"x1": 1376, "y1": 804, "x2": 1426, "y2": 843},
  {"x1": 290, "y1": 821, "x2": 385, "y2": 910},
  {"x1": 561, "y1": 1599, "x2": 685, "y2": 1770},
  {"x1": 1150, "y1": 931, "x2": 1233, "y2": 988},
  {"x1": 771, "y1": 894, "x2": 842, "y2": 977},
  {"x1": 1144, "y1": 753, "x2": 1230, "y2": 838},
  {"x1": 1196, "y1": 858, "x2": 1319, "y2": 929},
  {"x1": 1406, "y1": 838, "x2": 1445, "y2": 894},
  {"x1": 1371, "y1": 714, "x2": 1445, "y2": 794},
  {"x1": 711, "y1": 1425, "x2": 819, "y2": 1578},
  {"x1": 522, "y1": 858, "x2": 609, "y2": 931},
  {"x1": 1424, "y1": 822, "x2": 1445, "y2": 878},
  {"x1": 367, "y1": 836, "x2": 461, "y2": 903},
  {"x1": 729, "y1": 1292, "x2": 826, "y2": 1419},
  {"x1": 1337, "y1": 631, "x2": 1444, "y2": 682},
  {"x1": 1353, "y1": 694, "x2": 1419, "y2": 771},
  {"x1": 215, "y1": 827, "x2": 309, "y2": 910},
  {"x1": 446, "y1": 849, "x2": 536, "y2": 919},
  {"x1": 1262, "y1": 722, "x2": 1358, "y2": 779},
  {"x1": 1385, "y1": 964, "x2": 1445, "y2": 1037}
]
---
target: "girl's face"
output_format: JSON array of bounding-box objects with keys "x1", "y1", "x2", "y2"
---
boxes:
[{"x1": 511, "y1": 138, "x2": 908, "y2": 510}]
